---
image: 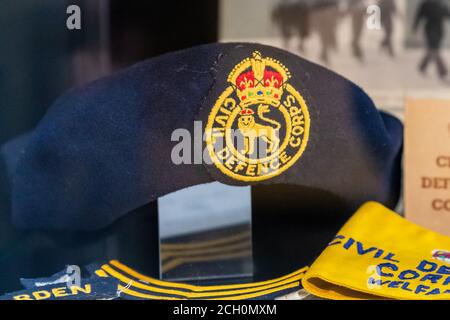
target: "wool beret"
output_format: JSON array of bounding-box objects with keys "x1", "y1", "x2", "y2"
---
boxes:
[{"x1": 2, "y1": 42, "x2": 403, "y2": 231}]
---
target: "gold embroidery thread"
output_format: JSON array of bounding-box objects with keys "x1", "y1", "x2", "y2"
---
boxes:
[{"x1": 205, "y1": 51, "x2": 310, "y2": 181}]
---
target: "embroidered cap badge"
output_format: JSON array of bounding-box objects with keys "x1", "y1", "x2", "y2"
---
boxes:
[
  {"x1": 205, "y1": 51, "x2": 311, "y2": 182},
  {"x1": 432, "y1": 250, "x2": 450, "y2": 264}
]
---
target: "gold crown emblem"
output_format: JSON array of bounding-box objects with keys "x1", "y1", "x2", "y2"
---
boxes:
[{"x1": 227, "y1": 51, "x2": 291, "y2": 108}]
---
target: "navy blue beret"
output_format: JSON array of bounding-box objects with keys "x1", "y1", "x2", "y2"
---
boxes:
[{"x1": 2, "y1": 43, "x2": 403, "y2": 231}]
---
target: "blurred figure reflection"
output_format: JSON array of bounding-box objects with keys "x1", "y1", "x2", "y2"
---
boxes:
[
  {"x1": 379, "y1": 0, "x2": 398, "y2": 57},
  {"x1": 346, "y1": 0, "x2": 366, "y2": 62},
  {"x1": 413, "y1": 0, "x2": 450, "y2": 80}
]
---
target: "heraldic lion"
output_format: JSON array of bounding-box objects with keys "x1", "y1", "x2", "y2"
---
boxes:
[{"x1": 237, "y1": 104, "x2": 281, "y2": 156}]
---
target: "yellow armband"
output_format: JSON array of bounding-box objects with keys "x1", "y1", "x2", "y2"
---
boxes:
[{"x1": 302, "y1": 202, "x2": 450, "y2": 300}]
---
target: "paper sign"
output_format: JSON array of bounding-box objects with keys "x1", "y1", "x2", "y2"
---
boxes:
[{"x1": 404, "y1": 99, "x2": 450, "y2": 236}]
